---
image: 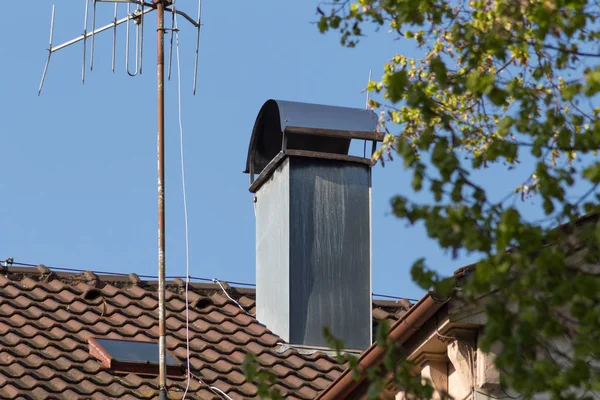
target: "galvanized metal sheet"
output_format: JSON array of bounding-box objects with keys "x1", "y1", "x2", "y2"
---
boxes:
[
  {"x1": 255, "y1": 159, "x2": 291, "y2": 343},
  {"x1": 245, "y1": 100, "x2": 378, "y2": 176},
  {"x1": 275, "y1": 100, "x2": 378, "y2": 133},
  {"x1": 255, "y1": 155, "x2": 372, "y2": 350},
  {"x1": 289, "y1": 158, "x2": 372, "y2": 350}
]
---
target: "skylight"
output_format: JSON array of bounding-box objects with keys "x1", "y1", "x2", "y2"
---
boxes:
[{"x1": 89, "y1": 338, "x2": 183, "y2": 376}]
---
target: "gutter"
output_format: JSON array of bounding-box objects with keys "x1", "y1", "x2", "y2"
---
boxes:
[{"x1": 316, "y1": 293, "x2": 449, "y2": 400}]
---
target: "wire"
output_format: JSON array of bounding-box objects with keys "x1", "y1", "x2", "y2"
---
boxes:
[
  {"x1": 208, "y1": 386, "x2": 235, "y2": 400},
  {"x1": 223, "y1": 280, "x2": 256, "y2": 287},
  {"x1": 373, "y1": 293, "x2": 419, "y2": 302},
  {"x1": 435, "y1": 313, "x2": 459, "y2": 341},
  {"x1": 3, "y1": 260, "x2": 217, "y2": 283},
  {"x1": 213, "y1": 278, "x2": 255, "y2": 316},
  {"x1": 4, "y1": 261, "x2": 40, "y2": 267},
  {"x1": 191, "y1": 373, "x2": 235, "y2": 400},
  {"x1": 172, "y1": 11, "x2": 192, "y2": 399}
]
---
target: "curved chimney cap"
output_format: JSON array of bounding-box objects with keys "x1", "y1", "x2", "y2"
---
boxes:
[{"x1": 244, "y1": 99, "x2": 378, "y2": 175}]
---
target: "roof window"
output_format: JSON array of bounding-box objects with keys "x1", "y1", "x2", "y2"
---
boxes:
[{"x1": 89, "y1": 338, "x2": 183, "y2": 376}]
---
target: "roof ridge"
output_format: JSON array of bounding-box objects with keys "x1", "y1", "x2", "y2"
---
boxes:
[
  {"x1": 0, "y1": 264, "x2": 257, "y2": 299},
  {"x1": 0, "y1": 261, "x2": 256, "y2": 286},
  {"x1": 1, "y1": 260, "x2": 415, "y2": 303},
  {"x1": 1, "y1": 264, "x2": 413, "y2": 317}
]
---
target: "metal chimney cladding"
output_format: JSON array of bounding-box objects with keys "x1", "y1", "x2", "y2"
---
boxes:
[{"x1": 246, "y1": 99, "x2": 383, "y2": 350}]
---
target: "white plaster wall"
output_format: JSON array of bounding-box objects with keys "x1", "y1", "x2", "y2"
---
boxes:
[{"x1": 448, "y1": 362, "x2": 471, "y2": 400}]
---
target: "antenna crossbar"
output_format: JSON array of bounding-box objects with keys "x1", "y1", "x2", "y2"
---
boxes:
[
  {"x1": 54, "y1": 8, "x2": 153, "y2": 54},
  {"x1": 38, "y1": 6, "x2": 155, "y2": 95}
]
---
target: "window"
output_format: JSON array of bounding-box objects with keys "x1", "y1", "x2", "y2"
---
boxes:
[{"x1": 89, "y1": 338, "x2": 183, "y2": 376}]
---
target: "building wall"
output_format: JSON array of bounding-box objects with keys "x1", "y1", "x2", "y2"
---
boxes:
[
  {"x1": 396, "y1": 233, "x2": 600, "y2": 400},
  {"x1": 407, "y1": 316, "x2": 597, "y2": 400}
]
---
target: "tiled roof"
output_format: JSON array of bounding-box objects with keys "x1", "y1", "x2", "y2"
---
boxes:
[{"x1": 0, "y1": 265, "x2": 411, "y2": 399}]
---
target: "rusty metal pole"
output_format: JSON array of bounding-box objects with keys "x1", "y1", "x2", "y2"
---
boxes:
[{"x1": 156, "y1": 1, "x2": 167, "y2": 399}]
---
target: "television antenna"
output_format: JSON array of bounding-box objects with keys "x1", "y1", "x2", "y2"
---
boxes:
[{"x1": 37, "y1": 1, "x2": 202, "y2": 399}]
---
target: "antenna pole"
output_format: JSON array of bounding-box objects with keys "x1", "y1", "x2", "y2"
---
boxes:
[
  {"x1": 37, "y1": 3, "x2": 201, "y2": 396},
  {"x1": 156, "y1": 1, "x2": 167, "y2": 399}
]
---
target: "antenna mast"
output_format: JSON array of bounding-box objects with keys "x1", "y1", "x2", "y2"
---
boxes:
[
  {"x1": 155, "y1": 2, "x2": 168, "y2": 397},
  {"x1": 38, "y1": 1, "x2": 202, "y2": 398}
]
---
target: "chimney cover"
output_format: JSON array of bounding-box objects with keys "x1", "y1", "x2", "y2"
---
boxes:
[{"x1": 244, "y1": 99, "x2": 380, "y2": 178}]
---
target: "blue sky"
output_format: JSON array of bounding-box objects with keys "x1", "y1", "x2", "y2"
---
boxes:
[{"x1": 0, "y1": 1, "x2": 576, "y2": 301}]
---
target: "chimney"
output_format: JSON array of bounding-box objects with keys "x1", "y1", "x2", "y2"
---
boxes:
[{"x1": 245, "y1": 100, "x2": 382, "y2": 350}]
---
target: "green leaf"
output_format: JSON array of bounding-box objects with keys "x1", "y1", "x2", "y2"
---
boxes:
[
  {"x1": 583, "y1": 162, "x2": 600, "y2": 183},
  {"x1": 433, "y1": 276, "x2": 456, "y2": 297},
  {"x1": 317, "y1": 17, "x2": 328, "y2": 33},
  {"x1": 242, "y1": 353, "x2": 257, "y2": 381},
  {"x1": 387, "y1": 70, "x2": 409, "y2": 103},
  {"x1": 375, "y1": 320, "x2": 390, "y2": 347},
  {"x1": 430, "y1": 56, "x2": 448, "y2": 86}
]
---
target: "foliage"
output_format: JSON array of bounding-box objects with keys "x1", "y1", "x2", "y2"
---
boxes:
[
  {"x1": 314, "y1": 0, "x2": 600, "y2": 398},
  {"x1": 245, "y1": 0, "x2": 600, "y2": 398},
  {"x1": 242, "y1": 354, "x2": 284, "y2": 400}
]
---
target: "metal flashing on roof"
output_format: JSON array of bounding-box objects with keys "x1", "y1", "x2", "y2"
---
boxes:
[
  {"x1": 244, "y1": 99, "x2": 379, "y2": 176},
  {"x1": 89, "y1": 337, "x2": 183, "y2": 376}
]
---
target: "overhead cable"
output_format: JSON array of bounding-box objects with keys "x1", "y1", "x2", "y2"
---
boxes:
[{"x1": 172, "y1": 11, "x2": 192, "y2": 399}]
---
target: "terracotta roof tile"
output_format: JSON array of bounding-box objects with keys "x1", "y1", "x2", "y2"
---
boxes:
[
  {"x1": 126, "y1": 285, "x2": 149, "y2": 298},
  {"x1": 0, "y1": 265, "x2": 411, "y2": 399},
  {"x1": 0, "y1": 384, "x2": 20, "y2": 398}
]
